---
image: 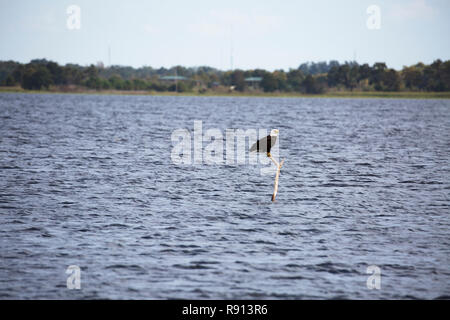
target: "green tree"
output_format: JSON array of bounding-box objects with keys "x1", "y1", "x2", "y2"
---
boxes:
[
  {"x1": 371, "y1": 62, "x2": 388, "y2": 90},
  {"x1": 327, "y1": 64, "x2": 358, "y2": 90},
  {"x1": 5, "y1": 75, "x2": 16, "y2": 86},
  {"x1": 230, "y1": 70, "x2": 246, "y2": 91},
  {"x1": 287, "y1": 69, "x2": 305, "y2": 91},
  {"x1": 132, "y1": 78, "x2": 147, "y2": 90},
  {"x1": 85, "y1": 64, "x2": 98, "y2": 79},
  {"x1": 442, "y1": 60, "x2": 450, "y2": 91},
  {"x1": 327, "y1": 66, "x2": 340, "y2": 87},
  {"x1": 302, "y1": 75, "x2": 325, "y2": 94},
  {"x1": 123, "y1": 80, "x2": 132, "y2": 90},
  {"x1": 261, "y1": 73, "x2": 277, "y2": 92},
  {"x1": 63, "y1": 65, "x2": 84, "y2": 85},
  {"x1": 85, "y1": 76, "x2": 102, "y2": 90},
  {"x1": 100, "y1": 79, "x2": 111, "y2": 90},
  {"x1": 109, "y1": 75, "x2": 124, "y2": 90},
  {"x1": 347, "y1": 65, "x2": 359, "y2": 90},
  {"x1": 402, "y1": 66, "x2": 422, "y2": 90},
  {"x1": 273, "y1": 70, "x2": 288, "y2": 91},
  {"x1": 46, "y1": 61, "x2": 65, "y2": 85},
  {"x1": 21, "y1": 65, "x2": 52, "y2": 90},
  {"x1": 383, "y1": 69, "x2": 401, "y2": 91},
  {"x1": 423, "y1": 60, "x2": 446, "y2": 91}
]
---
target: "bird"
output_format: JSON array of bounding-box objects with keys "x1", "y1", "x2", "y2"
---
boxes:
[{"x1": 250, "y1": 129, "x2": 279, "y2": 158}]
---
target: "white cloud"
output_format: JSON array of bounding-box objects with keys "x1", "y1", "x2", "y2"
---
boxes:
[
  {"x1": 188, "y1": 9, "x2": 282, "y2": 37},
  {"x1": 389, "y1": 0, "x2": 436, "y2": 20}
]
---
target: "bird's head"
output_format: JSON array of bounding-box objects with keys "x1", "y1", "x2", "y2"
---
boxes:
[{"x1": 270, "y1": 129, "x2": 279, "y2": 137}]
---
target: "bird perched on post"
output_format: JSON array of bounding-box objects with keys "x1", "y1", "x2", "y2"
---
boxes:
[{"x1": 250, "y1": 129, "x2": 279, "y2": 158}]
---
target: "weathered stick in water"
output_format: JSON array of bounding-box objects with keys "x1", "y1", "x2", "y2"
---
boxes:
[{"x1": 269, "y1": 156, "x2": 285, "y2": 202}]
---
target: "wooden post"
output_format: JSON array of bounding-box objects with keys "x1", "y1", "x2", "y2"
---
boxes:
[{"x1": 269, "y1": 156, "x2": 285, "y2": 202}]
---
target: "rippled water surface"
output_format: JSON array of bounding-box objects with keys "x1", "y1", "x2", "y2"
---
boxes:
[{"x1": 0, "y1": 93, "x2": 449, "y2": 299}]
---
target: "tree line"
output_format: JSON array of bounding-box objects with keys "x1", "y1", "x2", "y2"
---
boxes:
[{"x1": 0, "y1": 59, "x2": 449, "y2": 94}]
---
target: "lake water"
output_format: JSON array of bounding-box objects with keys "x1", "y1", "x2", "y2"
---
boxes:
[{"x1": 0, "y1": 93, "x2": 449, "y2": 299}]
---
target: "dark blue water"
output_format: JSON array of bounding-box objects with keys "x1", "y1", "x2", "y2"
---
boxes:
[{"x1": 0, "y1": 93, "x2": 449, "y2": 299}]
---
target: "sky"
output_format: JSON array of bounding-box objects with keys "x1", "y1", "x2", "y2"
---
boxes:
[{"x1": 0, "y1": 0, "x2": 449, "y2": 71}]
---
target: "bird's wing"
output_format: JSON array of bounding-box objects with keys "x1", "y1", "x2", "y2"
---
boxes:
[
  {"x1": 250, "y1": 139, "x2": 259, "y2": 152},
  {"x1": 250, "y1": 135, "x2": 269, "y2": 152}
]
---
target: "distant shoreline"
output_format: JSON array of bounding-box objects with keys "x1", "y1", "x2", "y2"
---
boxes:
[{"x1": 1, "y1": 86, "x2": 449, "y2": 100}]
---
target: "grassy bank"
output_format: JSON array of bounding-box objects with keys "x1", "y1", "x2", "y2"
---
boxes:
[{"x1": 1, "y1": 86, "x2": 449, "y2": 99}]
